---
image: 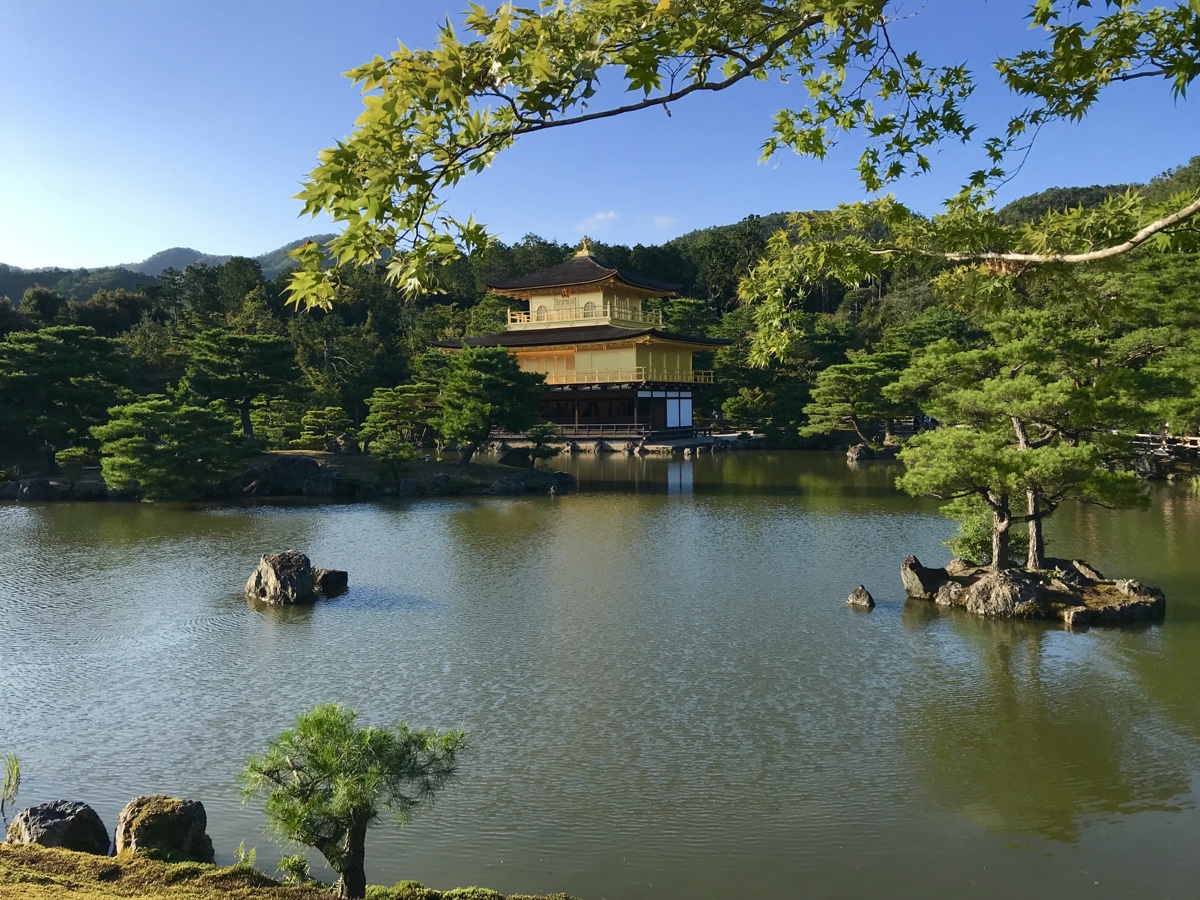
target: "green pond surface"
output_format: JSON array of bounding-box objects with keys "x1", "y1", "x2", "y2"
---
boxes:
[{"x1": 1, "y1": 451, "x2": 1198, "y2": 899}]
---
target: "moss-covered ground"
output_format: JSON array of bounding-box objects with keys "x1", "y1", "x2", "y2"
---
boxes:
[{"x1": 0, "y1": 845, "x2": 577, "y2": 900}]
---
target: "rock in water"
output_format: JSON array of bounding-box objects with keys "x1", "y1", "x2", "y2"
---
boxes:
[
  {"x1": 313, "y1": 568, "x2": 349, "y2": 597},
  {"x1": 245, "y1": 550, "x2": 315, "y2": 605},
  {"x1": 5, "y1": 801, "x2": 110, "y2": 854},
  {"x1": 846, "y1": 443, "x2": 875, "y2": 463},
  {"x1": 115, "y1": 795, "x2": 214, "y2": 864},
  {"x1": 899, "y1": 555, "x2": 951, "y2": 599},
  {"x1": 847, "y1": 585, "x2": 875, "y2": 609}
]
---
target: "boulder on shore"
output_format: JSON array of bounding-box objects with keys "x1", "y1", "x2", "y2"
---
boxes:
[
  {"x1": 114, "y1": 795, "x2": 214, "y2": 864},
  {"x1": 962, "y1": 569, "x2": 1043, "y2": 618},
  {"x1": 899, "y1": 555, "x2": 1165, "y2": 627},
  {"x1": 5, "y1": 801, "x2": 110, "y2": 855},
  {"x1": 847, "y1": 585, "x2": 875, "y2": 609}
]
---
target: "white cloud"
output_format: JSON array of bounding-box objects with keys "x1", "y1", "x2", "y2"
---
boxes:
[
  {"x1": 575, "y1": 210, "x2": 618, "y2": 233},
  {"x1": 652, "y1": 214, "x2": 678, "y2": 230}
]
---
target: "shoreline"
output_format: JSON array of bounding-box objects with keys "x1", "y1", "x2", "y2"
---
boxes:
[
  {"x1": 0, "y1": 844, "x2": 576, "y2": 900},
  {"x1": 0, "y1": 452, "x2": 575, "y2": 505}
]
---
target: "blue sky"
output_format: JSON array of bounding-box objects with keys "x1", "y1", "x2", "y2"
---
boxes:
[{"x1": 1, "y1": 0, "x2": 1195, "y2": 269}]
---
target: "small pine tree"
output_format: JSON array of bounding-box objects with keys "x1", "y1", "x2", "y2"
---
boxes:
[
  {"x1": 722, "y1": 387, "x2": 770, "y2": 431},
  {"x1": 241, "y1": 704, "x2": 465, "y2": 900},
  {"x1": 362, "y1": 384, "x2": 438, "y2": 451},
  {"x1": 527, "y1": 422, "x2": 563, "y2": 468},
  {"x1": 801, "y1": 350, "x2": 910, "y2": 445},
  {"x1": 299, "y1": 406, "x2": 353, "y2": 451}
]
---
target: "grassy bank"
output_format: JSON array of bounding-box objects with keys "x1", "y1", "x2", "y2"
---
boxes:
[{"x1": 0, "y1": 846, "x2": 576, "y2": 900}]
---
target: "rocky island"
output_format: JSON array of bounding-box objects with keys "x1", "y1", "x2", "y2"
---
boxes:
[{"x1": 900, "y1": 555, "x2": 1166, "y2": 627}]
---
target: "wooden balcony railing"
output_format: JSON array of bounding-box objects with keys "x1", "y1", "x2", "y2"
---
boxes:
[
  {"x1": 508, "y1": 304, "x2": 663, "y2": 327},
  {"x1": 531, "y1": 368, "x2": 714, "y2": 385}
]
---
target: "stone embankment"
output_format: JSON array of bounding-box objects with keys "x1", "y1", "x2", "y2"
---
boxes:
[{"x1": 900, "y1": 555, "x2": 1165, "y2": 627}]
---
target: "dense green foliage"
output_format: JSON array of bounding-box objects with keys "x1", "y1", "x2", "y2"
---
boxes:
[
  {"x1": 90, "y1": 396, "x2": 245, "y2": 501},
  {"x1": 181, "y1": 330, "x2": 300, "y2": 440},
  {"x1": 437, "y1": 347, "x2": 545, "y2": 465},
  {"x1": 0, "y1": 326, "x2": 127, "y2": 473},
  {"x1": 240, "y1": 704, "x2": 466, "y2": 900},
  {"x1": 284, "y1": 0, "x2": 1200, "y2": 306}
]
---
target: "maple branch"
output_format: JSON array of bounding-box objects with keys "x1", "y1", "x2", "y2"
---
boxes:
[
  {"x1": 871, "y1": 194, "x2": 1200, "y2": 266},
  {"x1": 513, "y1": 13, "x2": 823, "y2": 136}
]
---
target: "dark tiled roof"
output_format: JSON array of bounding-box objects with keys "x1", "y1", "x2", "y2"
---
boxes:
[
  {"x1": 433, "y1": 324, "x2": 731, "y2": 349},
  {"x1": 486, "y1": 254, "x2": 681, "y2": 295}
]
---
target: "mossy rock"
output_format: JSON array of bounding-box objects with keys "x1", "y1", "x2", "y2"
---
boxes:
[{"x1": 114, "y1": 795, "x2": 215, "y2": 865}]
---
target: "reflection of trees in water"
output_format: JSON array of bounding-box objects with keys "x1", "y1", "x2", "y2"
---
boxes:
[
  {"x1": 1, "y1": 502, "x2": 321, "y2": 561},
  {"x1": 899, "y1": 610, "x2": 1192, "y2": 843},
  {"x1": 560, "y1": 450, "x2": 917, "y2": 501},
  {"x1": 1112, "y1": 624, "x2": 1200, "y2": 747}
]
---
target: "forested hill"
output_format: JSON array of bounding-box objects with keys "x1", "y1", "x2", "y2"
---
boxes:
[
  {"x1": 124, "y1": 235, "x2": 341, "y2": 278},
  {"x1": 0, "y1": 234, "x2": 337, "y2": 304}
]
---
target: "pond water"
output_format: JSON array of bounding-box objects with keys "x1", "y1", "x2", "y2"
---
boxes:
[{"x1": 2, "y1": 452, "x2": 1198, "y2": 899}]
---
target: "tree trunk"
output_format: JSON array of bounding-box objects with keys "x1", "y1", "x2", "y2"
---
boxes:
[
  {"x1": 458, "y1": 442, "x2": 478, "y2": 466},
  {"x1": 847, "y1": 415, "x2": 870, "y2": 445},
  {"x1": 238, "y1": 402, "x2": 254, "y2": 440},
  {"x1": 991, "y1": 508, "x2": 1013, "y2": 571},
  {"x1": 883, "y1": 418, "x2": 895, "y2": 444},
  {"x1": 1026, "y1": 489, "x2": 1046, "y2": 571},
  {"x1": 40, "y1": 441, "x2": 58, "y2": 476},
  {"x1": 336, "y1": 826, "x2": 368, "y2": 900}
]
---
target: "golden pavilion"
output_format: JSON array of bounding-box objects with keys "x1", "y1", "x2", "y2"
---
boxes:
[{"x1": 437, "y1": 248, "x2": 729, "y2": 438}]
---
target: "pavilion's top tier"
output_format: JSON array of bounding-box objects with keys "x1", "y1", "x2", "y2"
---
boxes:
[{"x1": 487, "y1": 249, "x2": 680, "y2": 331}]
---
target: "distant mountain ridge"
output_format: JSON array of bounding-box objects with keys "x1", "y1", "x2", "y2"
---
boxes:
[
  {"x1": 1, "y1": 235, "x2": 337, "y2": 303},
  {"x1": 120, "y1": 235, "x2": 338, "y2": 278}
]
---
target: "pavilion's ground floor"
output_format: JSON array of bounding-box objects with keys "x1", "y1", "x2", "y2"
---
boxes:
[{"x1": 504, "y1": 385, "x2": 703, "y2": 439}]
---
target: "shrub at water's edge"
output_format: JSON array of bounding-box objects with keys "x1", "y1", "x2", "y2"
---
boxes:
[{"x1": 240, "y1": 704, "x2": 466, "y2": 900}]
